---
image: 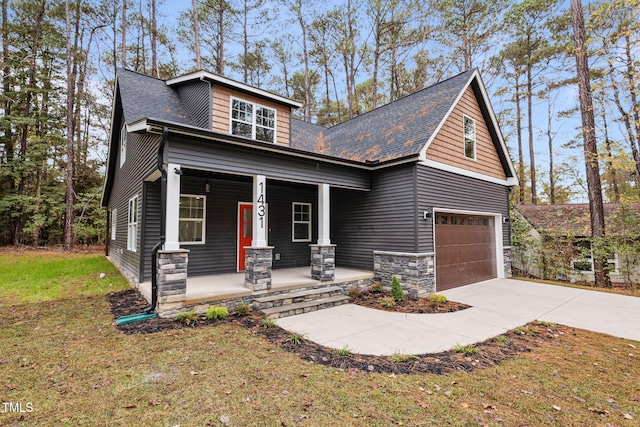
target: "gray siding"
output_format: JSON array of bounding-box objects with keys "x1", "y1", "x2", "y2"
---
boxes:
[
  {"x1": 267, "y1": 182, "x2": 317, "y2": 269},
  {"x1": 416, "y1": 164, "x2": 510, "y2": 252},
  {"x1": 167, "y1": 137, "x2": 370, "y2": 190},
  {"x1": 176, "y1": 81, "x2": 211, "y2": 129},
  {"x1": 107, "y1": 123, "x2": 161, "y2": 282},
  {"x1": 331, "y1": 164, "x2": 417, "y2": 270},
  {"x1": 180, "y1": 176, "x2": 252, "y2": 276},
  {"x1": 141, "y1": 180, "x2": 161, "y2": 281},
  {"x1": 179, "y1": 177, "x2": 318, "y2": 275}
]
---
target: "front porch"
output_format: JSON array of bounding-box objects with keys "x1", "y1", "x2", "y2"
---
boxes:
[{"x1": 138, "y1": 266, "x2": 374, "y2": 317}]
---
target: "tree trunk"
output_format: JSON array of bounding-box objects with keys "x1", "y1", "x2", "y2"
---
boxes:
[
  {"x1": 1, "y1": 0, "x2": 15, "y2": 202},
  {"x1": 121, "y1": 0, "x2": 127, "y2": 68},
  {"x1": 601, "y1": 104, "x2": 619, "y2": 203},
  {"x1": 217, "y1": 3, "x2": 225, "y2": 75},
  {"x1": 64, "y1": 0, "x2": 76, "y2": 250},
  {"x1": 192, "y1": 0, "x2": 201, "y2": 70},
  {"x1": 571, "y1": 0, "x2": 609, "y2": 287},
  {"x1": 151, "y1": 0, "x2": 157, "y2": 77},
  {"x1": 526, "y1": 62, "x2": 537, "y2": 204},
  {"x1": 515, "y1": 73, "x2": 525, "y2": 204},
  {"x1": 547, "y1": 100, "x2": 555, "y2": 204},
  {"x1": 624, "y1": 34, "x2": 640, "y2": 178},
  {"x1": 296, "y1": 0, "x2": 311, "y2": 120}
]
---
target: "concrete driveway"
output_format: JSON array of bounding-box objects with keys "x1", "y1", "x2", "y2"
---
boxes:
[{"x1": 275, "y1": 278, "x2": 640, "y2": 355}]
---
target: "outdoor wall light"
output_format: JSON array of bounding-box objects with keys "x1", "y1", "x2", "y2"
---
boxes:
[
  {"x1": 205, "y1": 180, "x2": 210, "y2": 193},
  {"x1": 174, "y1": 168, "x2": 183, "y2": 175},
  {"x1": 502, "y1": 217, "x2": 510, "y2": 224},
  {"x1": 423, "y1": 209, "x2": 433, "y2": 220}
]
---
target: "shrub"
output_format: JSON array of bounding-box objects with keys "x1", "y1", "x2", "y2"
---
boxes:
[
  {"x1": 390, "y1": 276, "x2": 404, "y2": 301},
  {"x1": 513, "y1": 325, "x2": 536, "y2": 336},
  {"x1": 336, "y1": 345, "x2": 351, "y2": 356},
  {"x1": 234, "y1": 303, "x2": 250, "y2": 316},
  {"x1": 389, "y1": 351, "x2": 417, "y2": 362},
  {"x1": 494, "y1": 335, "x2": 509, "y2": 344},
  {"x1": 429, "y1": 293, "x2": 448, "y2": 304},
  {"x1": 287, "y1": 333, "x2": 305, "y2": 345},
  {"x1": 175, "y1": 310, "x2": 197, "y2": 324},
  {"x1": 261, "y1": 318, "x2": 276, "y2": 328},
  {"x1": 206, "y1": 306, "x2": 228, "y2": 320},
  {"x1": 369, "y1": 283, "x2": 383, "y2": 293},
  {"x1": 380, "y1": 297, "x2": 395, "y2": 309},
  {"x1": 454, "y1": 343, "x2": 478, "y2": 355},
  {"x1": 347, "y1": 288, "x2": 362, "y2": 299}
]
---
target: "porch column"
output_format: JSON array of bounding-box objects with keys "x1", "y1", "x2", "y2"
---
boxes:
[
  {"x1": 245, "y1": 174, "x2": 273, "y2": 290},
  {"x1": 317, "y1": 183, "x2": 331, "y2": 245},
  {"x1": 311, "y1": 183, "x2": 335, "y2": 281},
  {"x1": 164, "y1": 162, "x2": 181, "y2": 251}
]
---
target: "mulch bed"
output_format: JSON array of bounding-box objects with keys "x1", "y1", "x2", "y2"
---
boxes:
[
  {"x1": 108, "y1": 288, "x2": 565, "y2": 375},
  {"x1": 349, "y1": 291, "x2": 470, "y2": 313}
]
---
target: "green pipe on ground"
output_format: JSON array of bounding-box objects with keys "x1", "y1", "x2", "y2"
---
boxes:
[{"x1": 115, "y1": 313, "x2": 157, "y2": 326}]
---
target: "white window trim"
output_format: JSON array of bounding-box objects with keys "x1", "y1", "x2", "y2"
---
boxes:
[
  {"x1": 179, "y1": 194, "x2": 206, "y2": 245},
  {"x1": 120, "y1": 125, "x2": 127, "y2": 167},
  {"x1": 229, "y1": 97, "x2": 277, "y2": 143},
  {"x1": 111, "y1": 208, "x2": 117, "y2": 240},
  {"x1": 127, "y1": 196, "x2": 138, "y2": 252},
  {"x1": 292, "y1": 202, "x2": 312, "y2": 242},
  {"x1": 571, "y1": 242, "x2": 618, "y2": 273},
  {"x1": 463, "y1": 114, "x2": 476, "y2": 161}
]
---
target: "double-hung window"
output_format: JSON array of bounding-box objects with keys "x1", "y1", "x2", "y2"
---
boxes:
[
  {"x1": 120, "y1": 125, "x2": 127, "y2": 166},
  {"x1": 463, "y1": 115, "x2": 476, "y2": 160},
  {"x1": 179, "y1": 195, "x2": 205, "y2": 243},
  {"x1": 111, "y1": 208, "x2": 117, "y2": 240},
  {"x1": 127, "y1": 196, "x2": 138, "y2": 251},
  {"x1": 292, "y1": 202, "x2": 311, "y2": 242},
  {"x1": 231, "y1": 98, "x2": 276, "y2": 143}
]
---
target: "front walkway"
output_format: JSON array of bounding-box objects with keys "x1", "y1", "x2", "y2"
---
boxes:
[
  {"x1": 138, "y1": 267, "x2": 373, "y2": 304},
  {"x1": 275, "y1": 278, "x2": 640, "y2": 355}
]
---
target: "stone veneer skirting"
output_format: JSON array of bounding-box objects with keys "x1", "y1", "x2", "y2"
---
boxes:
[
  {"x1": 373, "y1": 251, "x2": 435, "y2": 297},
  {"x1": 156, "y1": 249, "x2": 189, "y2": 315},
  {"x1": 244, "y1": 247, "x2": 273, "y2": 291},
  {"x1": 310, "y1": 244, "x2": 336, "y2": 281},
  {"x1": 503, "y1": 246, "x2": 512, "y2": 278}
]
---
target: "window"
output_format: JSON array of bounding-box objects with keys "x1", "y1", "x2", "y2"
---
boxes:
[
  {"x1": 120, "y1": 125, "x2": 127, "y2": 166},
  {"x1": 463, "y1": 115, "x2": 476, "y2": 160},
  {"x1": 127, "y1": 196, "x2": 138, "y2": 251},
  {"x1": 111, "y1": 208, "x2": 117, "y2": 240},
  {"x1": 292, "y1": 202, "x2": 311, "y2": 242},
  {"x1": 571, "y1": 239, "x2": 618, "y2": 273},
  {"x1": 179, "y1": 195, "x2": 205, "y2": 243},
  {"x1": 231, "y1": 98, "x2": 276, "y2": 143}
]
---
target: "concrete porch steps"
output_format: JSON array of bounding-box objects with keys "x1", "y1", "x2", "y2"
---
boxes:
[{"x1": 254, "y1": 286, "x2": 350, "y2": 319}]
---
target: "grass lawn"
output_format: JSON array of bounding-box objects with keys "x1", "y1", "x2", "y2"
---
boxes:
[{"x1": 1, "y1": 251, "x2": 639, "y2": 426}]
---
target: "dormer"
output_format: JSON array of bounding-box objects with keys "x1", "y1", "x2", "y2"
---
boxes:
[{"x1": 167, "y1": 71, "x2": 301, "y2": 146}]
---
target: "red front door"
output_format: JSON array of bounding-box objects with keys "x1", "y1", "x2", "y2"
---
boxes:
[{"x1": 238, "y1": 203, "x2": 252, "y2": 271}]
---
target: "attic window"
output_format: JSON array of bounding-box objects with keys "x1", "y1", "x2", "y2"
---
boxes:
[
  {"x1": 120, "y1": 125, "x2": 127, "y2": 166},
  {"x1": 231, "y1": 98, "x2": 275, "y2": 143},
  {"x1": 463, "y1": 115, "x2": 476, "y2": 160}
]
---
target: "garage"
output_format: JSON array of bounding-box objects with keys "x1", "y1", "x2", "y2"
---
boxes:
[{"x1": 435, "y1": 213, "x2": 497, "y2": 290}]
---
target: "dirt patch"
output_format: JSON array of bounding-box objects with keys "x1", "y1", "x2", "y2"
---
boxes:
[
  {"x1": 108, "y1": 289, "x2": 564, "y2": 375},
  {"x1": 349, "y1": 290, "x2": 470, "y2": 313}
]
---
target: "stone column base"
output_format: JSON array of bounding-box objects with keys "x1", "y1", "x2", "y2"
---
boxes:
[
  {"x1": 157, "y1": 249, "x2": 189, "y2": 317},
  {"x1": 373, "y1": 251, "x2": 435, "y2": 297},
  {"x1": 244, "y1": 247, "x2": 273, "y2": 291},
  {"x1": 310, "y1": 244, "x2": 336, "y2": 281}
]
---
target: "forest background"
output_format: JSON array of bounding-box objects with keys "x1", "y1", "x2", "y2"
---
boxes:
[{"x1": 0, "y1": 0, "x2": 638, "y2": 247}]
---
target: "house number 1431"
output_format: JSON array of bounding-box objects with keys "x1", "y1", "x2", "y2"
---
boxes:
[{"x1": 257, "y1": 182, "x2": 265, "y2": 228}]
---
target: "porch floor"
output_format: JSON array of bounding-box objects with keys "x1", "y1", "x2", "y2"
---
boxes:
[{"x1": 138, "y1": 267, "x2": 373, "y2": 305}]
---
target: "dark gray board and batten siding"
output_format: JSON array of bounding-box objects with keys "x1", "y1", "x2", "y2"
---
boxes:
[
  {"x1": 175, "y1": 81, "x2": 212, "y2": 129},
  {"x1": 331, "y1": 163, "x2": 418, "y2": 270},
  {"x1": 167, "y1": 137, "x2": 371, "y2": 190},
  {"x1": 108, "y1": 127, "x2": 162, "y2": 282},
  {"x1": 416, "y1": 164, "x2": 511, "y2": 252}
]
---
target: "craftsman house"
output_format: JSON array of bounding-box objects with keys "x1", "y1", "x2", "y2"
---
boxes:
[{"x1": 101, "y1": 68, "x2": 518, "y2": 317}]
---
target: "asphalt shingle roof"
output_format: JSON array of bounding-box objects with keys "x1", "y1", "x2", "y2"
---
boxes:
[
  {"x1": 117, "y1": 68, "x2": 193, "y2": 126},
  {"x1": 290, "y1": 69, "x2": 475, "y2": 162},
  {"x1": 517, "y1": 203, "x2": 640, "y2": 236}
]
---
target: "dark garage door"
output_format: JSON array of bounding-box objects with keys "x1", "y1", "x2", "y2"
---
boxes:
[{"x1": 435, "y1": 213, "x2": 497, "y2": 291}]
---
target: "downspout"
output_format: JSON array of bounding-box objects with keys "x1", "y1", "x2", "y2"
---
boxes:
[{"x1": 145, "y1": 126, "x2": 169, "y2": 314}]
